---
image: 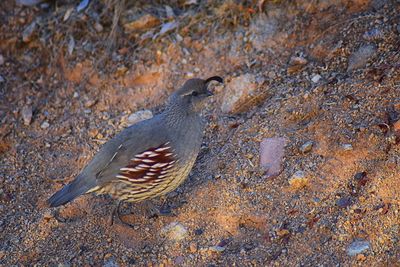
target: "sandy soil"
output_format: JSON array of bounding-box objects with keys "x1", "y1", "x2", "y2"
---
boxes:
[{"x1": 1, "y1": 0, "x2": 399, "y2": 266}]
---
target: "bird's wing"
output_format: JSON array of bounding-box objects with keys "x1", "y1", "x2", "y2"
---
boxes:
[{"x1": 80, "y1": 115, "x2": 172, "y2": 186}]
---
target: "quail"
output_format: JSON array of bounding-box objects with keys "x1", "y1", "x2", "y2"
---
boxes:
[{"x1": 48, "y1": 76, "x2": 223, "y2": 220}]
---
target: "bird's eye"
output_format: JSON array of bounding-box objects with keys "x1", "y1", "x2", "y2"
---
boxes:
[{"x1": 191, "y1": 91, "x2": 198, "y2": 96}]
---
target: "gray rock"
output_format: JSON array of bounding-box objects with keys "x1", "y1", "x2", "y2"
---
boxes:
[
  {"x1": 347, "y1": 239, "x2": 370, "y2": 256},
  {"x1": 347, "y1": 44, "x2": 377, "y2": 71},
  {"x1": 21, "y1": 106, "x2": 33, "y2": 125},
  {"x1": 22, "y1": 21, "x2": 37, "y2": 43},
  {"x1": 161, "y1": 222, "x2": 188, "y2": 241},
  {"x1": 127, "y1": 110, "x2": 153, "y2": 125},
  {"x1": 342, "y1": 144, "x2": 353, "y2": 151},
  {"x1": 41, "y1": 121, "x2": 50, "y2": 129},
  {"x1": 311, "y1": 74, "x2": 322, "y2": 83},
  {"x1": 300, "y1": 141, "x2": 313, "y2": 153},
  {"x1": 0, "y1": 55, "x2": 4, "y2": 65}
]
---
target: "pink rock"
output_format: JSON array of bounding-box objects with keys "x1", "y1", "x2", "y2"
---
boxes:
[{"x1": 260, "y1": 137, "x2": 287, "y2": 178}]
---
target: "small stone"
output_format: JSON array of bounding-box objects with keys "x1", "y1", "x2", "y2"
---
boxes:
[
  {"x1": 94, "y1": 22, "x2": 103, "y2": 32},
  {"x1": 347, "y1": 44, "x2": 377, "y2": 71},
  {"x1": 300, "y1": 141, "x2": 313, "y2": 153},
  {"x1": 342, "y1": 144, "x2": 353, "y2": 151},
  {"x1": 21, "y1": 106, "x2": 33, "y2": 125},
  {"x1": 311, "y1": 74, "x2": 322, "y2": 83},
  {"x1": 289, "y1": 171, "x2": 309, "y2": 189},
  {"x1": 194, "y1": 67, "x2": 200, "y2": 73},
  {"x1": 0, "y1": 55, "x2": 4, "y2": 65},
  {"x1": 84, "y1": 99, "x2": 97, "y2": 108},
  {"x1": 22, "y1": 21, "x2": 37, "y2": 43},
  {"x1": 161, "y1": 222, "x2": 188, "y2": 241},
  {"x1": 194, "y1": 228, "x2": 203, "y2": 235},
  {"x1": 289, "y1": 56, "x2": 308, "y2": 66},
  {"x1": 208, "y1": 246, "x2": 225, "y2": 253},
  {"x1": 347, "y1": 239, "x2": 370, "y2": 256},
  {"x1": 127, "y1": 110, "x2": 153, "y2": 125},
  {"x1": 336, "y1": 196, "x2": 352, "y2": 208},
  {"x1": 0, "y1": 75, "x2": 4, "y2": 83},
  {"x1": 41, "y1": 121, "x2": 50, "y2": 129},
  {"x1": 260, "y1": 137, "x2": 287, "y2": 178},
  {"x1": 45, "y1": 142, "x2": 51, "y2": 148},
  {"x1": 73, "y1": 92, "x2": 79, "y2": 98},
  {"x1": 189, "y1": 242, "x2": 197, "y2": 253}
]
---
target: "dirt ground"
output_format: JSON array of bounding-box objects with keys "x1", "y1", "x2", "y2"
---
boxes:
[{"x1": 1, "y1": 0, "x2": 399, "y2": 266}]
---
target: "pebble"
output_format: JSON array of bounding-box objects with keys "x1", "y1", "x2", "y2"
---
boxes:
[
  {"x1": 73, "y1": 92, "x2": 79, "y2": 98},
  {"x1": 300, "y1": 141, "x2": 313, "y2": 153},
  {"x1": 347, "y1": 239, "x2": 371, "y2": 256},
  {"x1": 260, "y1": 137, "x2": 287, "y2": 178},
  {"x1": 289, "y1": 170, "x2": 309, "y2": 189},
  {"x1": 194, "y1": 228, "x2": 203, "y2": 235},
  {"x1": 21, "y1": 106, "x2": 32, "y2": 125},
  {"x1": 208, "y1": 246, "x2": 225, "y2": 253},
  {"x1": 0, "y1": 75, "x2": 4, "y2": 83},
  {"x1": 22, "y1": 21, "x2": 37, "y2": 43},
  {"x1": 311, "y1": 74, "x2": 322, "y2": 83},
  {"x1": 94, "y1": 22, "x2": 104, "y2": 32},
  {"x1": 84, "y1": 99, "x2": 97, "y2": 108},
  {"x1": 189, "y1": 242, "x2": 197, "y2": 253},
  {"x1": 336, "y1": 196, "x2": 352, "y2": 208},
  {"x1": 347, "y1": 44, "x2": 377, "y2": 71},
  {"x1": 0, "y1": 55, "x2": 4, "y2": 65},
  {"x1": 127, "y1": 110, "x2": 153, "y2": 125},
  {"x1": 289, "y1": 56, "x2": 308, "y2": 66},
  {"x1": 342, "y1": 144, "x2": 353, "y2": 151},
  {"x1": 161, "y1": 222, "x2": 188, "y2": 241},
  {"x1": 41, "y1": 121, "x2": 50, "y2": 129}
]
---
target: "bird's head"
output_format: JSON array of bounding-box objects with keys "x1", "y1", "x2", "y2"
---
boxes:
[{"x1": 168, "y1": 76, "x2": 223, "y2": 113}]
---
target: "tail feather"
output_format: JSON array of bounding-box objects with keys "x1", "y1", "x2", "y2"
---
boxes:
[{"x1": 48, "y1": 176, "x2": 95, "y2": 207}]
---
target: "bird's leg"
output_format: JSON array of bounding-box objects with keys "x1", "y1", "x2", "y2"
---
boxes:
[
  {"x1": 110, "y1": 200, "x2": 136, "y2": 228},
  {"x1": 144, "y1": 199, "x2": 174, "y2": 218},
  {"x1": 109, "y1": 200, "x2": 120, "y2": 226}
]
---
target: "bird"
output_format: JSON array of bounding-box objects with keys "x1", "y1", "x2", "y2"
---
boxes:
[{"x1": 48, "y1": 76, "x2": 223, "y2": 223}]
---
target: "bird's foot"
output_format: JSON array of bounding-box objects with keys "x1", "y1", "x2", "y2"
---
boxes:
[{"x1": 109, "y1": 201, "x2": 137, "y2": 228}]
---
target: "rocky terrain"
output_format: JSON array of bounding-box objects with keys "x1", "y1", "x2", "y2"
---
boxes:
[{"x1": 0, "y1": 0, "x2": 399, "y2": 266}]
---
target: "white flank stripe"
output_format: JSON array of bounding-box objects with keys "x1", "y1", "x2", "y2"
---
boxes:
[
  {"x1": 153, "y1": 162, "x2": 169, "y2": 168},
  {"x1": 137, "y1": 164, "x2": 150, "y2": 168},
  {"x1": 120, "y1": 167, "x2": 139, "y2": 172},
  {"x1": 155, "y1": 146, "x2": 170, "y2": 152}
]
